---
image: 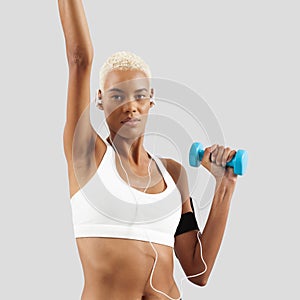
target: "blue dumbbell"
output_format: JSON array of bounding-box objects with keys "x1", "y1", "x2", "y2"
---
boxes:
[{"x1": 189, "y1": 142, "x2": 248, "y2": 175}]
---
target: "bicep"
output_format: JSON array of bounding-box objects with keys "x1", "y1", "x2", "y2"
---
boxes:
[
  {"x1": 174, "y1": 197, "x2": 201, "y2": 276},
  {"x1": 163, "y1": 158, "x2": 201, "y2": 271},
  {"x1": 63, "y1": 65, "x2": 100, "y2": 162},
  {"x1": 174, "y1": 229, "x2": 199, "y2": 272}
]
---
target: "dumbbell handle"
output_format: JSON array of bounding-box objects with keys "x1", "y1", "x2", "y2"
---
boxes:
[{"x1": 189, "y1": 142, "x2": 248, "y2": 175}]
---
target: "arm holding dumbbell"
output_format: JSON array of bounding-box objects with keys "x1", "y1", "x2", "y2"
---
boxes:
[{"x1": 174, "y1": 145, "x2": 238, "y2": 286}]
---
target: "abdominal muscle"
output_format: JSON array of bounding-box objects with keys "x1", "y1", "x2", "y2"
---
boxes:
[{"x1": 76, "y1": 237, "x2": 181, "y2": 300}]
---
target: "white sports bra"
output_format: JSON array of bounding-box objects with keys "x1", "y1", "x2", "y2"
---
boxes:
[{"x1": 70, "y1": 138, "x2": 182, "y2": 248}]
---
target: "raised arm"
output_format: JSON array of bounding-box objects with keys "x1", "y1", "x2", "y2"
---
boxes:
[
  {"x1": 58, "y1": 0, "x2": 93, "y2": 66},
  {"x1": 58, "y1": 0, "x2": 103, "y2": 166},
  {"x1": 173, "y1": 145, "x2": 238, "y2": 286}
]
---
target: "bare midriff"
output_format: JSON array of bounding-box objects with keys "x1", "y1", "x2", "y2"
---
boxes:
[{"x1": 76, "y1": 237, "x2": 181, "y2": 300}]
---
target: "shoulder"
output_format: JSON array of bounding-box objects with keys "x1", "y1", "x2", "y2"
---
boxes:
[
  {"x1": 159, "y1": 157, "x2": 186, "y2": 183},
  {"x1": 159, "y1": 157, "x2": 192, "y2": 213}
]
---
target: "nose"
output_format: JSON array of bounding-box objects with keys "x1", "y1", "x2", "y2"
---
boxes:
[{"x1": 122, "y1": 99, "x2": 137, "y2": 113}]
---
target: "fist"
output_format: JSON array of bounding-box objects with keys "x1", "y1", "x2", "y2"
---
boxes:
[{"x1": 201, "y1": 144, "x2": 237, "y2": 181}]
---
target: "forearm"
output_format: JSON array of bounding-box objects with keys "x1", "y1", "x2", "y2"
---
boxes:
[
  {"x1": 58, "y1": 0, "x2": 93, "y2": 64},
  {"x1": 191, "y1": 178, "x2": 236, "y2": 286}
]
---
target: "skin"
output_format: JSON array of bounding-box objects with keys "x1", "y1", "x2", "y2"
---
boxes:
[{"x1": 58, "y1": 1, "x2": 239, "y2": 299}]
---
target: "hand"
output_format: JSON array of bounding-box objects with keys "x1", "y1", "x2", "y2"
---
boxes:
[{"x1": 201, "y1": 144, "x2": 238, "y2": 184}]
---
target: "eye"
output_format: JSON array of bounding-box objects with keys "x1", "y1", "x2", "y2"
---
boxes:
[
  {"x1": 135, "y1": 94, "x2": 147, "y2": 100},
  {"x1": 111, "y1": 95, "x2": 123, "y2": 101}
]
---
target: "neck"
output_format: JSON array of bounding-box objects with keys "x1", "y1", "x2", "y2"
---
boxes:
[{"x1": 106, "y1": 134, "x2": 150, "y2": 167}]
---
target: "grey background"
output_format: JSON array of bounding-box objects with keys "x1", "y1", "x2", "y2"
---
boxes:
[{"x1": 0, "y1": 0, "x2": 299, "y2": 299}]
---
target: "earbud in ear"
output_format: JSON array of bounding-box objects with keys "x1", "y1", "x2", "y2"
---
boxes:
[
  {"x1": 150, "y1": 97, "x2": 156, "y2": 105},
  {"x1": 95, "y1": 97, "x2": 102, "y2": 107},
  {"x1": 95, "y1": 90, "x2": 103, "y2": 107}
]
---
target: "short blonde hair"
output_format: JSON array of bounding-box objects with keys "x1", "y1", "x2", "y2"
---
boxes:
[{"x1": 99, "y1": 51, "x2": 151, "y2": 91}]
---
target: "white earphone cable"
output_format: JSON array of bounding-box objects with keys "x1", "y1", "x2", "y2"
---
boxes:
[{"x1": 103, "y1": 116, "x2": 207, "y2": 300}]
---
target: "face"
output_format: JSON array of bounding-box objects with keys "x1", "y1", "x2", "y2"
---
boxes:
[{"x1": 98, "y1": 69, "x2": 154, "y2": 141}]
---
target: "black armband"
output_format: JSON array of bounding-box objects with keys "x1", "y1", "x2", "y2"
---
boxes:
[{"x1": 174, "y1": 197, "x2": 200, "y2": 237}]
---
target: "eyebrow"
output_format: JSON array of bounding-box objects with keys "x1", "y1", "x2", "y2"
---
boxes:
[
  {"x1": 107, "y1": 88, "x2": 148, "y2": 93},
  {"x1": 135, "y1": 88, "x2": 148, "y2": 93}
]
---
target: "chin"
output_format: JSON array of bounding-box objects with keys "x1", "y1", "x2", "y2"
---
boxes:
[{"x1": 116, "y1": 126, "x2": 146, "y2": 141}]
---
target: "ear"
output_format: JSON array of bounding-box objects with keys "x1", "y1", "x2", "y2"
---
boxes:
[
  {"x1": 150, "y1": 88, "x2": 155, "y2": 108},
  {"x1": 96, "y1": 89, "x2": 104, "y2": 110},
  {"x1": 150, "y1": 88, "x2": 154, "y2": 98}
]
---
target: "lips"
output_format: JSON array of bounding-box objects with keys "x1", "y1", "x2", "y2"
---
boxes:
[{"x1": 121, "y1": 117, "x2": 140, "y2": 123}]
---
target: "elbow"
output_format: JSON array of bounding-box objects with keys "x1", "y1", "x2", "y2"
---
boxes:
[
  {"x1": 67, "y1": 46, "x2": 93, "y2": 68},
  {"x1": 198, "y1": 277, "x2": 208, "y2": 287},
  {"x1": 188, "y1": 276, "x2": 208, "y2": 287}
]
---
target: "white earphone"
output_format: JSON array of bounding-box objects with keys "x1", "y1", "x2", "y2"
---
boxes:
[{"x1": 150, "y1": 97, "x2": 156, "y2": 105}]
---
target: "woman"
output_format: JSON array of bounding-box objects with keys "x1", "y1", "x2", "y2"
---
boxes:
[{"x1": 58, "y1": 1, "x2": 238, "y2": 299}]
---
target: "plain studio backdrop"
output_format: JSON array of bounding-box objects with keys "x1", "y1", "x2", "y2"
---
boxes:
[{"x1": 0, "y1": 0, "x2": 299, "y2": 299}]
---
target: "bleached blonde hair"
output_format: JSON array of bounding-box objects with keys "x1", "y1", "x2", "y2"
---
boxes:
[{"x1": 99, "y1": 51, "x2": 152, "y2": 91}]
